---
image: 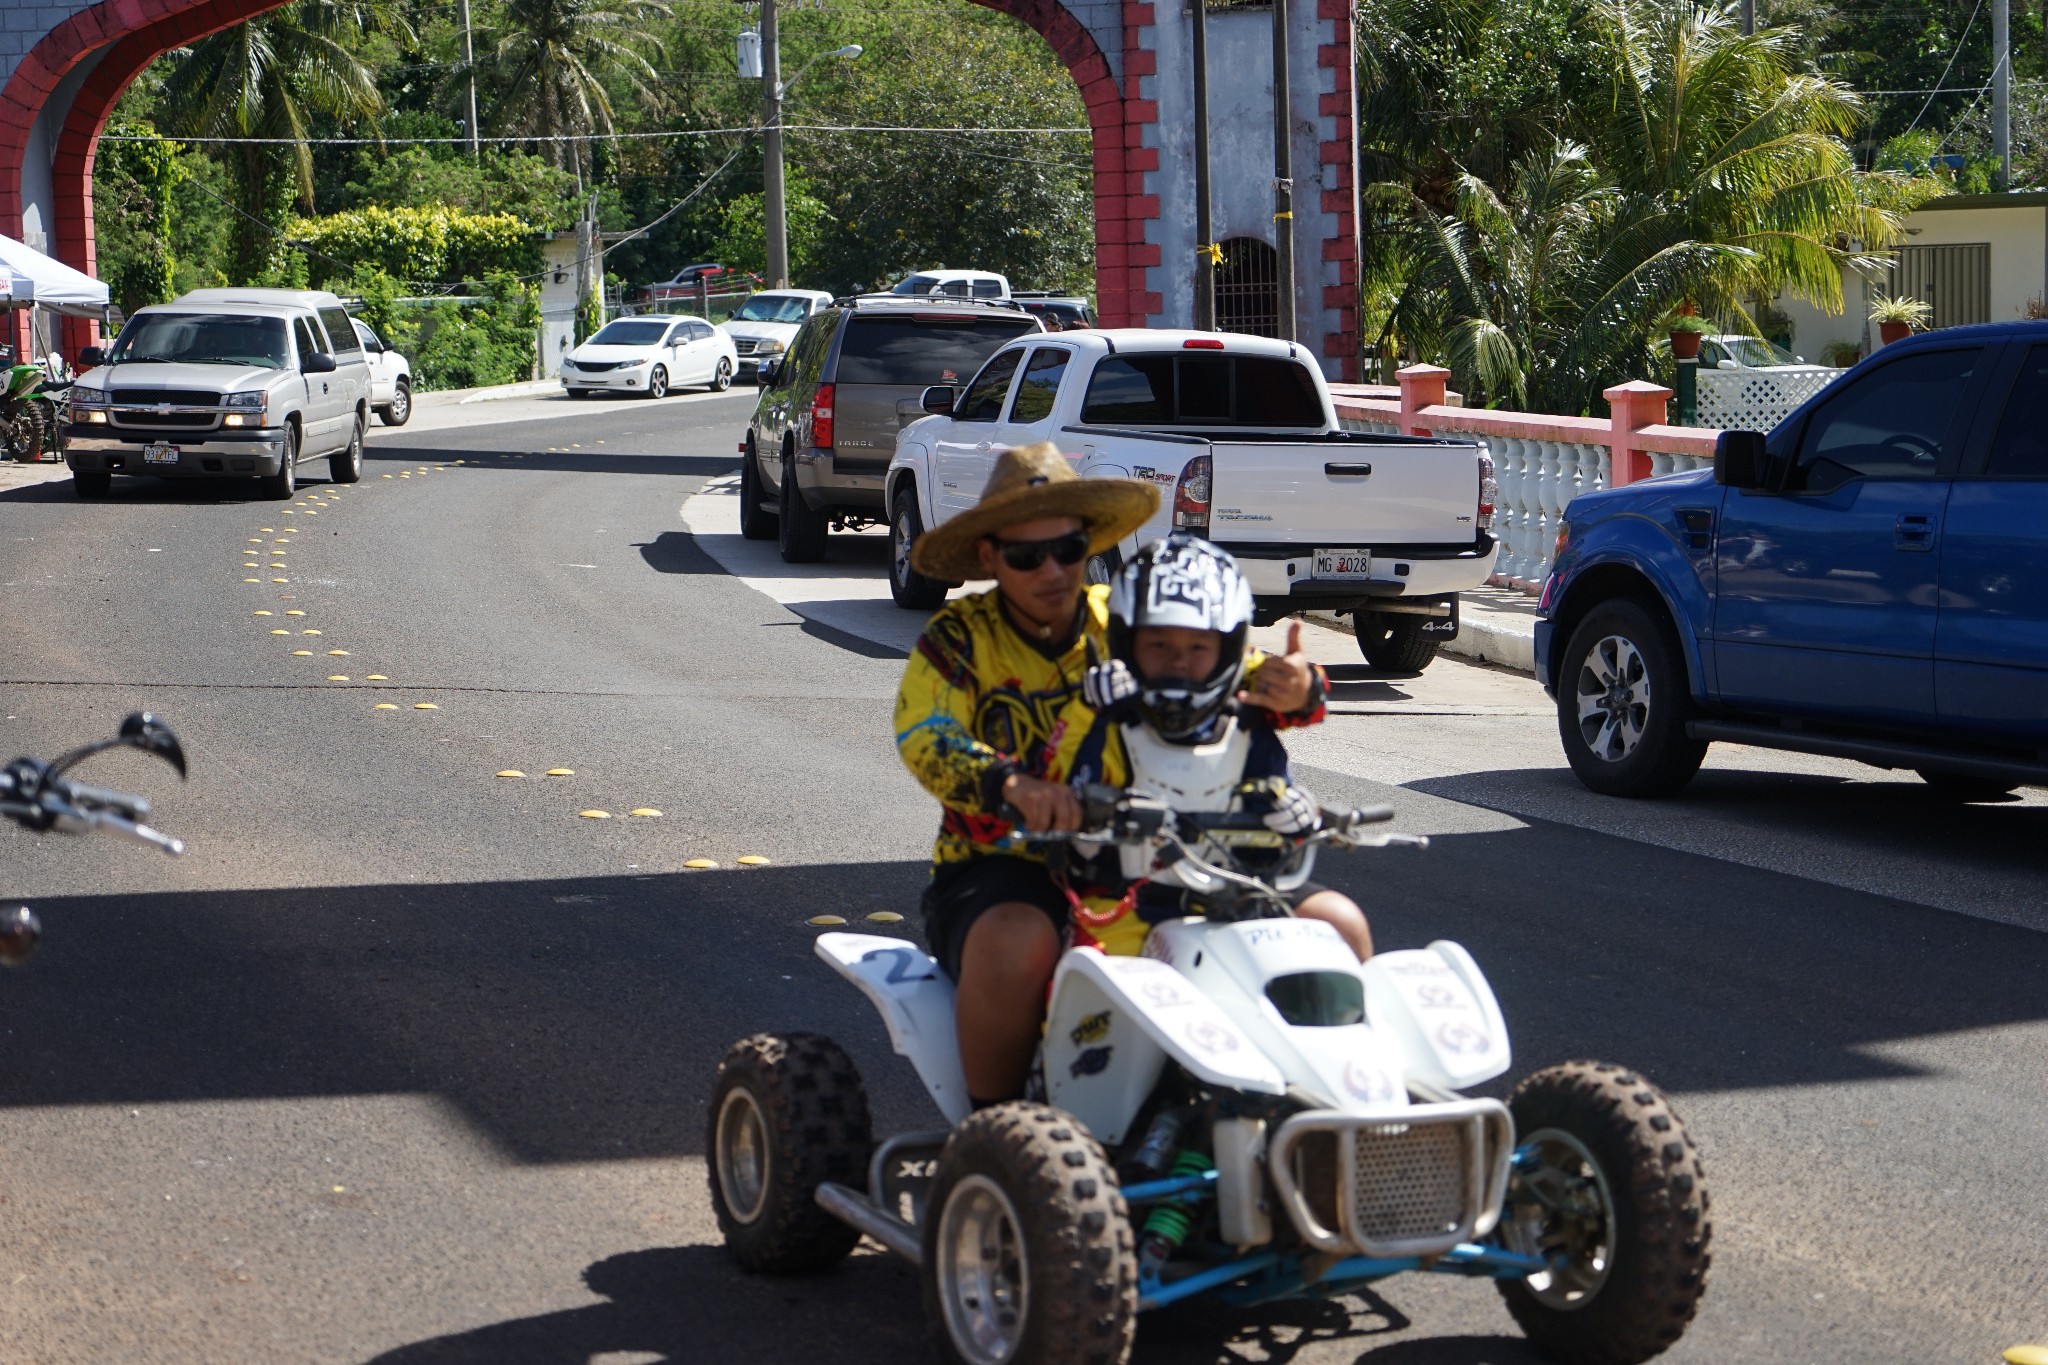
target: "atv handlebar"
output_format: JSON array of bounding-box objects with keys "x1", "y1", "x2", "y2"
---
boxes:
[
  {"x1": 1002, "y1": 786, "x2": 1427, "y2": 853},
  {"x1": 0, "y1": 712, "x2": 187, "y2": 856}
]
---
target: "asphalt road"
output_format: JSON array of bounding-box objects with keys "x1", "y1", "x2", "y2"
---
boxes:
[{"x1": 0, "y1": 390, "x2": 2041, "y2": 1365}]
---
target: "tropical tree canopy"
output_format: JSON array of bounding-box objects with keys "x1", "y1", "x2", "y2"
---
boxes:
[{"x1": 463, "y1": 0, "x2": 671, "y2": 171}]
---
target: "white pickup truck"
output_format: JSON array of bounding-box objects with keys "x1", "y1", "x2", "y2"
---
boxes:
[{"x1": 885, "y1": 329, "x2": 1499, "y2": 670}]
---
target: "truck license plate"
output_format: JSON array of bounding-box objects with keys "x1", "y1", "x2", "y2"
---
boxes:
[
  {"x1": 142, "y1": 443, "x2": 180, "y2": 465},
  {"x1": 1312, "y1": 549, "x2": 1372, "y2": 580}
]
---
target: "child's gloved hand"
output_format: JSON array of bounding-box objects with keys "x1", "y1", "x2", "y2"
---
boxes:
[
  {"x1": 1262, "y1": 784, "x2": 1321, "y2": 836},
  {"x1": 1082, "y1": 658, "x2": 1141, "y2": 714}
]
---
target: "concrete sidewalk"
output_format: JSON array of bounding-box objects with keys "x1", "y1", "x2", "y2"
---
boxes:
[
  {"x1": 413, "y1": 378, "x2": 562, "y2": 407},
  {"x1": 1308, "y1": 583, "x2": 1539, "y2": 676},
  {"x1": 0, "y1": 460, "x2": 71, "y2": 493}
]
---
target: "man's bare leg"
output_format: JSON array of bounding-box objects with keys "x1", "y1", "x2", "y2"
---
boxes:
[
  {"x1": 1294, "y1": 889, "x2": 1373, "y2": 962},
  {"x1": 954, "y1": 901, "x2": 1061, "y2": 1103}
]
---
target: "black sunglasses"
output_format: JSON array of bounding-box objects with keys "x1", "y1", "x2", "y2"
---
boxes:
[{"x1": 990, "y1": 530, "x2": 1091, "y2": 572}]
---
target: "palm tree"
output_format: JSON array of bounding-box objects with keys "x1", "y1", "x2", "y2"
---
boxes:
[
  {"x1": 462, "y1": 0, "x2": 671, "y2": 176},
  {"x1": 159, "y1": 0, "x2": 413, "y2": 280}
]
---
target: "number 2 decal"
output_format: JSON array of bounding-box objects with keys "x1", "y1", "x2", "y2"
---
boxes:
[{"x1": 861, "y1": 946, "x2": 934, "y2": 985}]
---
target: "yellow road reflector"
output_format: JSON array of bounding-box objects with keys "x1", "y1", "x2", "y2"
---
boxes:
[
  {"x1": 685, "y1": 858, "x2": 718, "y2": 869},
  {"x1": 413, "y1": 702, "x2": 438, "y2": 710},
  {"x1": 579, "y1": 809, "x2": 612, "y2": 819},
  {"x1": 242, "y1": 578, "x2": 260, "y2": 583},
  {"x1": 328, "y1": 649, "x2": 349, "y2": 656},
  {"x1": 2005, "y1": 1349, "x2": 2048, "y2": 1365},
  {"x1": 269, "y1": 628, "x2": 289, "y2": 635},
  {"x1": 737, "y1": 855, "x2": 771, "y2": 866},
  {"x1": 365, "y1": 674, "x2": 389, "y2": 681},
  {"x1": 271, "y1": 577, "x2": 289, "y2": 583},
  {"x1": 374, "y1": 703, "x2": 399, "y2": 710},
  {"x1": 269, "y1": 562, "x2": 287, "y2": 568},
  {"x1": 809, "y1": 915, "x2": 847, "y2": 926},
  {"x1": 302, "y1": 629, "x2": 322, "y2": 635},
  {"x1": 259, "y1": 527, "x2": 273, "y2": 532},
  {"x1": 866, "y1": 912, "x2": 905, "y2": 924},
  {"x1": 381, "y1": 474, "x2": 393, "y2": 479},
  {"x1": 282, "y1": 510, "x2": 295, "y2": 515},
  {"x1": 248, "y1": 538, "x2": 263, "y2": 543},
  {"x1": 496, "y1": 770, "x2": 527, "y2": 779},
  {"x1": 629, "y1": 808, "x2": 662, "y2": 818},
  {"x1": 328, "y1": 675, "x2": 350, "y2": 681},
  {"x1": 545, "y1": 768, "x2": 575, "y2": 777},
  {"x1": 243, "y1": 563, "x2": 258, "y2": 568},
  {"x1": 292, "y1": 649, "x2": 313, "y2": 656},
  {"x1": 303, "y1": 511, "x2": 317, "y2": 516},
  {"x1": 253, "y1": 610, "x2": 272, "y2": 616},
  {"x1": 286, "y1": 610, "x2": 306, "y2": 616}
]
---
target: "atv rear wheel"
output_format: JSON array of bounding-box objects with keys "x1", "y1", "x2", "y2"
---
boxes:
[
  {"x1": 1497, "y1": 1061, "x2": 1710, "y2": 1365},
  {"x1": 923, "y1": 1103, "x2": 1136, "y2": 1365},
  {"x1": 707, "y1": 1032, "x2": 872, "y2": 1273}
]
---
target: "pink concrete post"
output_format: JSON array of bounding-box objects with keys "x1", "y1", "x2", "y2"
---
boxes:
[
  {"x1": 1396, "y1": 364, "x2": 1451, "y2": 437},
  {"x1": 1604, "y1": 380, "x2": 1672, "y2": 487}
]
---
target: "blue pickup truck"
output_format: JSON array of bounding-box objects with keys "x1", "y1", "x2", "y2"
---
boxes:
[{"x1": 1534, "y1": 320, "x2": 2047, "y2": 799}]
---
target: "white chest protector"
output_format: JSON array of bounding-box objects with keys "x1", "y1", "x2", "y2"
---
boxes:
[{"x1": 1112, "y1": 717, "x2": 1316, "y2": 894}]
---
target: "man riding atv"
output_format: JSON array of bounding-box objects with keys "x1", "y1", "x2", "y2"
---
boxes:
[{"x1": 892, "y1": 443, "x2": 1332, "y2": 1107}]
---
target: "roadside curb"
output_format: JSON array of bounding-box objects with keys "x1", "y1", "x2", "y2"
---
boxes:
[
  {"x1": 415, "y1": 379, "x2": 561, "y2": 407},
  {"x1": 1303, "y1": 606, "x2": 1536, "y2": 676}
]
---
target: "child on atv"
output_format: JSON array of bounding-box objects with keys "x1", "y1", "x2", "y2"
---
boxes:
[{"x1": 1054, "y1": 533, "x2": 1374, "y2": 962}]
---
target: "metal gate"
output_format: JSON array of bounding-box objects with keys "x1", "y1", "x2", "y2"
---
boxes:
[
  {"x1": 1890, "y1": 243, "x2": 1991, "y2": 329},
  {"x1": 1215, "y1": 237, "x2": 1279, "y2": 338}
]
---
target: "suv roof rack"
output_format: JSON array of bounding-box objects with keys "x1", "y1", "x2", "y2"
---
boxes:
[{"x1": 831, "y1": 293, "x2": 1030, "y2": 314}]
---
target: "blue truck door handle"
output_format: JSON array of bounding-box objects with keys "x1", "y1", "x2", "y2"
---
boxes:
[{"x1": 1894, "y1": 513, "x2": 1936, "y2": 550}]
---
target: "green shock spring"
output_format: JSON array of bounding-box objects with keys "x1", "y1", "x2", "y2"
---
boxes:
[{"x1": 1141, "y1": 1150, "x2": 1216, "y2": 1249}]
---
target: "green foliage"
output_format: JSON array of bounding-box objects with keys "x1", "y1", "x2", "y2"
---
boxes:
[
  {"x1": 346, "y1": 266, "x2": 540, "y2": 391},
  {"x1": 466, "y1": 0, "x2": 671, "y2": 167},
  {"x1": 289, "y1": 206, "x2": 540, "y2": 287},
  {"x1": 710, "y1": 175, "x2": 832, "y2": 282},
  {"x1": 338, "y1": 148, "x2": 580, "y2": 228},
  {"x1": 93, "y1": 121, "x2": 185, "y2": 313}
]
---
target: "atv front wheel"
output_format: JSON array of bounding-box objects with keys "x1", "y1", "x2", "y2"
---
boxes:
[
  {"x1": 923, "y1": 1103, "x2": 1136, "y2": 1365},
  {"x1": 707, "y1": 1032, "x2": 872, "y2": 1273},
  {"x1": 1497, "y1": 1062, "x2": 1710, "y2": 1365}
]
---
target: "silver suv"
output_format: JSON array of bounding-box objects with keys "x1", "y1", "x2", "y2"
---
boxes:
[
  {"x1": 740, "y1": 296, "x2": 1040, "y2": 562},
  {"x1": 65, "y1": 288, "x2": 374, "y2": 500}
]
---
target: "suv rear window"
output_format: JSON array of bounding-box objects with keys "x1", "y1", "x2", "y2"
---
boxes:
[
  {"x1": 1080, "y1": 354, "x2": 1322, "y2": 426},
  {"x1": 835, "y1": 316, "x2": 1038, "y2": 386}
]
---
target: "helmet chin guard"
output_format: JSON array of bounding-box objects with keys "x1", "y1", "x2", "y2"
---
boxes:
[{"x1": 1107, "y1": 533, "x2": 1255, "y2": 740}]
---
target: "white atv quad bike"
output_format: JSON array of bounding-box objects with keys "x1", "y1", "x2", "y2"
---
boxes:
[{"x1": 708, "y1": 789, "x2": 1710, "y2": 1365}]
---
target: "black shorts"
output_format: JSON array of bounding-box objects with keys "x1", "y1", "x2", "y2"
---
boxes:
[{"x1": 921, "y1": 855, "x2": 1070, "y2": 980}]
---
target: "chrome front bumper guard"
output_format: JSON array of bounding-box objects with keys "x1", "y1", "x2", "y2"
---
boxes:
[{"x1": 1267, "y1": 1098, "x2": 1514, "y2": 1259}]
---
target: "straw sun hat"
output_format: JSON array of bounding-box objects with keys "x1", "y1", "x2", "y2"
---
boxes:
[{"x1": 910, "y1": 442, "x2": 1160, "y2": 582}]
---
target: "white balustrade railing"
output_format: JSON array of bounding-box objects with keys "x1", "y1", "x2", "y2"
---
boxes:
[{"x1": 1693, "y1": 365, "x2": 1840, "y2": 432}]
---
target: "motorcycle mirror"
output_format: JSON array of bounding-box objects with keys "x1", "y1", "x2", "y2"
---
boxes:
[
  {"x1": 118, "y1": 712, "x2": 187, "y2": 778},
  {"x1": 0, "y1": 906, "x2": 42, "y2": 966}
]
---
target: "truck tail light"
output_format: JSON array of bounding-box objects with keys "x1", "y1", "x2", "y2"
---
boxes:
[
  {"x1": 1182, "y1": 338, "x2": 1226, "y2": 349},
  {"x1": 809, "y1": 383, "x2": 835, "y2": 449},
  {"x1": 1477, "y1": 451, "x2": 1497, "y2": 530},
  {"x1": 1173, "y1": 455, "x2": 1212, "y2": 532}
]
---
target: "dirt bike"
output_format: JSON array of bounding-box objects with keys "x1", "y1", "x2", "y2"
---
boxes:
[
  {"x1": 708, "y1": 786, "x2": 1710, "y2": 1365},
  {"x1": 1, "y1": 360, "x2": 70, "y2": 464},
  {"x1": 0, "y1": 713, "x2": 188, "y2": 961}
]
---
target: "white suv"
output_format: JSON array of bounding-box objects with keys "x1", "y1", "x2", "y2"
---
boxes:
[{"x1": 65, "y1": 287, "x2": 373, "y2": 500}]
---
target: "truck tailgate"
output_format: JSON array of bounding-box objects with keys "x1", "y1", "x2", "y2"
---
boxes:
[{"x1": 1207, "y1": 436, "x2": 1481, "y2": 547}]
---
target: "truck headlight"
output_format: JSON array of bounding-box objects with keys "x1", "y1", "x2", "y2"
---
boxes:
[
  {"x1": 70, "y1": 387, "x2": 108, "y2": 423},
  {"x1": 756, "y1": 339, "x2": 786, "y2": 355},
  {"x1": 222, "y1": 392, "x2": 267, "y2": 427}
]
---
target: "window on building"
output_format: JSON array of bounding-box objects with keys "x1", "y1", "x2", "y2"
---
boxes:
[{"x1": 1215, "y1": 237, "x2": 1279, "y2": 339}]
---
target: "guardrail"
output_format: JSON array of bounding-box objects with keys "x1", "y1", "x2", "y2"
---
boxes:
[{"x1": 1329, "y1": 366, "x2": 1721, "y2": 590}]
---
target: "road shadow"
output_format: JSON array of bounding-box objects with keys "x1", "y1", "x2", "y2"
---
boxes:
[
  {"x1": 360, "y1": 1242, "x2": 1528, "y2": 1365},
  {"x1": 367, "y1": 446, "x2": 737, "y2": 479},
  {"x1": 0, "y1": 474, "x2": 351, "y2": 504}
]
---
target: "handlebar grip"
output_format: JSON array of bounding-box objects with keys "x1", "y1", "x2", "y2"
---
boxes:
[{"x1": 93, "y1": 812, "x2": 185, "y2": 856}]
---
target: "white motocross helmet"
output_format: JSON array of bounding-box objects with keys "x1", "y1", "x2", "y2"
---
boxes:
[{"x1": 1106, "y1": 533, "x2": 1255, "y2": 740}]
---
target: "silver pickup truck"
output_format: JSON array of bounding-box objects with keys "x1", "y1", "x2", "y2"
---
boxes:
[
  {"x1": 65, "y1": 287, "x2": 373, "y2": 500},
  {"x1": 889, "y1": 330, "x2": 1499, "y2": 671}
]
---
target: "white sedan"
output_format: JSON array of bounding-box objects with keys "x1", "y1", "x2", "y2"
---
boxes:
[
  {"x1": 560, "y1": 315, "x2": 737, "y2": 399},
  {"x1": 352, "y1": 319, "x2": 414, "y2": 426}
]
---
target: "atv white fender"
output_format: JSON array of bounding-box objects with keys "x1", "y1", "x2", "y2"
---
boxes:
[
  {"x1": 1045, "y1": 949, "x2": 1285, "y2": 1145},
  {"x1": 1361, "y1": 940, "x2": 1511, "y2": 1091},
  {"x1": 814, "y1": 933, "x2": 971, "y2": 1125}
]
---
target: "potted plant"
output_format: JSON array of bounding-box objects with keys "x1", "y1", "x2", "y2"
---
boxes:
[
  {"x1": 1870, "y1": 294, "x2": 1931, "y2": 345},
  {"x1": 1667, "y1": 314, "x2": 1709, "y2": 360}
]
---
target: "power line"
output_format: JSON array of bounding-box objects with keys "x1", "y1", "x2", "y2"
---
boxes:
[
  {"x1": 1900, "y1": 0, "x2": 1987, "y2": 140},
  {"x1": 100, "y1": 123, "x2": 1091, "y2": 147}
]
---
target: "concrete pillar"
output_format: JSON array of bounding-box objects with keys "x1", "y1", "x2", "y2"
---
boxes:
[
  {"x1": 1396, "y1": 363, "x2": 1450, "y2": 436},
  {"x1": 1604, "y1": 379, "x2": 1672, "y2": 487}
]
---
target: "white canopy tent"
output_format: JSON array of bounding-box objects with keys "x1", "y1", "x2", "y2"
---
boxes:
[{"x1": 0, "y1": 232, "x2": 111, "y2": 369}]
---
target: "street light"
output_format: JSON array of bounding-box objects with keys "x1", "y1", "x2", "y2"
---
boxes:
[{"x1": 760, "y1": 18, "x2": 861, "y2": 289}]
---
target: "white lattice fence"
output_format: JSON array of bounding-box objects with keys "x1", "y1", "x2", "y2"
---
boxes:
[{"x1": 1694, "y1": 366, "x2": 1840, "y2": 432}]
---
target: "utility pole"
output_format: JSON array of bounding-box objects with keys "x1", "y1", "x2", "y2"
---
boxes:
[
  {"x1": 1993, "y1": 0, "x2": 2011, "y2": 188},
  {"x1": 1192, "y1": 0, "x2": 1215, "y2": 331},
  {"x1": 460, "y1": 0, "x2": 479, "y2": 158},
  {"x1": 1740, "y1": 0, "x2": 1754, "y2": 34},
  {"x1": 760, "y1": 0, "x2": 789, "y2": 289},
  {"x1": 1270, "y1": 0, "x2": 1295, "y2": 342}
]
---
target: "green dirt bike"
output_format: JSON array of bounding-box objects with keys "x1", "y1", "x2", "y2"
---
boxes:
[{"x1": 2, "y1": 361, "x2": 69, "y2": 463}]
